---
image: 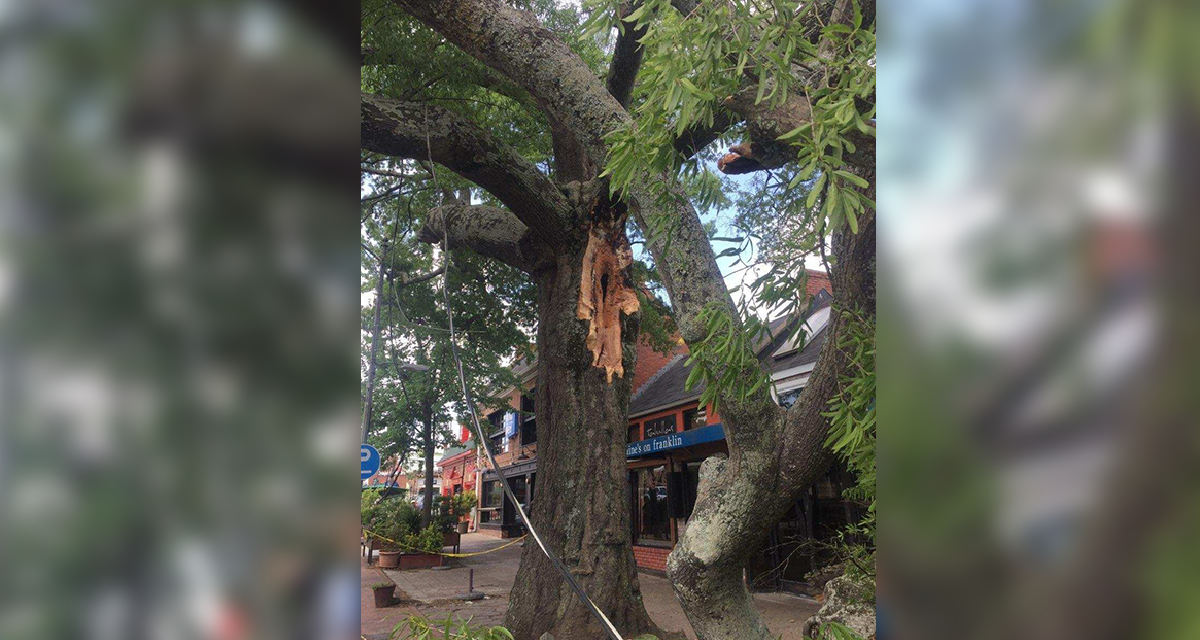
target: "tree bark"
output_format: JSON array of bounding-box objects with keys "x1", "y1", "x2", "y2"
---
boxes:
[
  {"x1": 421, "y1": 400, "x2": 435, "y2": 528},
  {"x1": 666, "y1": 211, "x2": 875, "y2": 640},
  {"x1": 504, "y1": 192, "x2": 661, "y2": 640}
]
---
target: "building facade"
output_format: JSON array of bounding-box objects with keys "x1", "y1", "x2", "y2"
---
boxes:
[
  {"x1": 437, "y1": 433, "x2": 478, "y2": 498},
  {"x1": 475, "y1": 360, "x2": 539, "y2": 538}
]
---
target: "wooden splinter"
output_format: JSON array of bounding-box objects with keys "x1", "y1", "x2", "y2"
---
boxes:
[{"x1": 576, "y1": 227, "x2": 640, "y2": 382}]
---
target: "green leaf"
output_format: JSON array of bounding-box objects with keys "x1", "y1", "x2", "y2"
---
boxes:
[
  {"x1": 776, "y1": 123, "x2": 810, "y2": 141},
  {"x1": 806, "y1": 172, "x2": 826, "y2": 209},
  {"x1": 834, "y1": 169, "x2": 869, "y2": 188}
]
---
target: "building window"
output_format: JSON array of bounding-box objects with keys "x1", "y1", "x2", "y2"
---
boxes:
[
  {"x1": 643, "y1": 414, "x2": 676, "y2": 438},
  {"x1": 627, "y1": 423, "x2": 641, "y2": 444},
  {"x1": 631, "y1": 465, "x2": 671, "y2": 545},
  {"x1": 521, "y1": 391, "x2": 537, "y2": 445},
  {"x1": 682, "y1": 406, "x2": 706, "y2": 431},
  {"x1": 482, "y1": 480, "x2": 503, "y2": 508}
]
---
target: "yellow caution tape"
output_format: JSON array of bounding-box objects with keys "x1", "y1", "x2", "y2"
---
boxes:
[{"x1": 362, "y1": 528, "x2": 528, "y2": 558}]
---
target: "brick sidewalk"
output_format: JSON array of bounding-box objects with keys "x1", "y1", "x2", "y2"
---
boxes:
[{"x1": 362, "y1": 533, "x2": 819, "y2": 639}]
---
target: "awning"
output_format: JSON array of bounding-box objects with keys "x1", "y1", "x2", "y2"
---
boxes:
[{"x1": 626, "y1": 423, "x2": 725, "y2": 458}]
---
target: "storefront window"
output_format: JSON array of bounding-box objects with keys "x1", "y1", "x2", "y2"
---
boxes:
[
  {"x1": 682, "y1": 406, "x2": 706, "y2": 430},
  {"x1": 482, "y1": 480, "x2": 503, "y2": 508},
  {"x1": 644, "y1": 415, "x2": 676, "y2": 438},
  {"x1": 627, "y1": 423, "x2": 641, "y2": 444},
  {"x1": 631, "y1": 465, "x2": 671, "y2": 544}
]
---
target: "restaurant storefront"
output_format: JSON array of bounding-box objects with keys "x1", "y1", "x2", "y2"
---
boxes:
[{"x1": 479, "y1": 458, "x2": 536, "y2": 538}]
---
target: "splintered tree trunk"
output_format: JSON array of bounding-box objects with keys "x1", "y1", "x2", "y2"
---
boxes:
[{"x1": 505, "y1": 205, "x2": 660, "y2": 640}]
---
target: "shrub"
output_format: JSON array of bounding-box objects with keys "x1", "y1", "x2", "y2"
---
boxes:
[
  {"x1": 401, "y1": 525, "x2": 444, "y2": 554},
  {"x1": 451, "y1": 491, "x2": 477, "y2": 520},
  {"x1": 367, "y1": 498, "x2": 422, "y2": 551},
  {"x1": 361, "y1": 488, "x2": 384, "y2": 527},
  {"x1": 431, "y1": 495, "x2": 458, "y2": 533}
]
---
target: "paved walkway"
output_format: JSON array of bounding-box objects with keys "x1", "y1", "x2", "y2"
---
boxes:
[{"x1": 362, "y1": 533, "x2": 819, "y2": 639}]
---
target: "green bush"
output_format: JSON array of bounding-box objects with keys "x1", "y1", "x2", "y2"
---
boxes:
[
  {"x1": 431, "y1": 494, "x2": 458, "y2": 533},
  {"x1": 366, "y1": 498, "x2": 422, "y2": 551},
  {"x1": 401, "y1": 525, "x2": 444, "y2": 554},
  {"x1": 451, "y1": 491, "x2": 477, "y2": 519},
  {"x1": 361, "y1": 488, "x2": 383, "y2": 527}
]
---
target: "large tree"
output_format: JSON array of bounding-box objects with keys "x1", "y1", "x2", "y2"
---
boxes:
[{"x1": 360, "y1": 1, "x2": 875, "y2": 638}]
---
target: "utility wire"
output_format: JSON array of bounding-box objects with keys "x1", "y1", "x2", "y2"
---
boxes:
[{"x1": 426, "y1": 106, "x2": 626, "y2": 640}]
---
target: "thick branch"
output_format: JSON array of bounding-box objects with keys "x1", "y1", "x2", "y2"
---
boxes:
[
  {"x1": 361, "y1": 92, "x2": 573, "y2": 246},
  {"x1": 605, "y1": 2, "x2": 648, "y2": 109},
  {"x1": 416, "y1": 204, "x2": 548, "y2": 273},
  {"x1": 391, "y1": 0, "x2": 625, "y2": 166},
  {"x1": 717, "y1": 84, "x2": 813, "y2": 174},
  {"x1": 673, "y1": 110, "x2": 737, "y2": 159}
]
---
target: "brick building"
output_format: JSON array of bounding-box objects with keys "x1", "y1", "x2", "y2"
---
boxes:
[{"x1": 474, "y1": 360, "x2": 540, "y2": 537}]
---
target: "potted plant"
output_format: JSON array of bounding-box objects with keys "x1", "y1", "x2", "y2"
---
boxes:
[
  {"x1": 452, "y1": 491, "x2": 476, "y2": 533},
  {"x1": 369, "y1": 581, "x2": 395, "y2": 608},
  {"x1": 396, "y1": 526, "x2": 446, "y2": 569},
  {"x1": 372, "y1": 499, "x2": 416, "y2": 569}
]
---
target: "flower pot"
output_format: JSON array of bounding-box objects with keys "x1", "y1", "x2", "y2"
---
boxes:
[
  {"x1": 378, "y1": 550, "x2": 401, "y2": 568},
  {"x1": 397, "y1": 552, "x2": 444, "y2": 570},
  {"x1": 456, "y1": 521, "x2": 469, "y2": 534},
  {"x1": 372, "y1": 584, "x2": 395, "y2": 608}
]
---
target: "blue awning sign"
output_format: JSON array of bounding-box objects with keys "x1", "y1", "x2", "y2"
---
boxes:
[{"x1": 626, "y1": 423, "x2": 725, "y2": 457}]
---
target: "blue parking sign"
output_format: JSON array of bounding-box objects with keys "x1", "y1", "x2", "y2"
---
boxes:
[{"x1": 361, "y1": 444, "x2": 380, "y2": 481}]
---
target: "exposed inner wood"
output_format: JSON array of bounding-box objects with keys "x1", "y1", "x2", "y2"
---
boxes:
[{"x1": 576, "y1": 227, "x2": 640, "y2": 382}]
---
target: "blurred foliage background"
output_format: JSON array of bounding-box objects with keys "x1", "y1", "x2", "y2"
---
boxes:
[{"x1": 0, "y1": 1, "x2": 360, "y2": 639}]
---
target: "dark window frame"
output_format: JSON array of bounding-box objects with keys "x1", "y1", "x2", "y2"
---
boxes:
[
  {"x1": 520, "y1": 391, "x2": 537, "y2": 445},
  {"x1": 643, "y1": 414, "x2": 677, "y2": 439},
  {"x1": 682, "y1": 406, "x2": 707, "y2": 431}
]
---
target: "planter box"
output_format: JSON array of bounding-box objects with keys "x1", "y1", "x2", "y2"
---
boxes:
[
  {"x1": 442, "y1": 530, "x2": 461, "y2": 547},
  {"x1": 378, "y1": 550, "x2": 401, "y2": 568},
  {"x1": 372, "y1": 585, "x2": 395, "y2": 608},
  {"x1": 397, "y1": 552, "x2": 444, "y2": 570}
]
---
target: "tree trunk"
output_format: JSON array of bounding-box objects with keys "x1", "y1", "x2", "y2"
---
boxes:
[
  {"x1": 666, "y1": 212, "x2": 877, "y2": 640},
  {"x1": 505, "y1": 199, "x2": 661, "y2": 640},
  {"x1": 421, "y1": 401, "x2": 435, "y2": 529},
  {"x1": 361, "y1": 241, "x2": 388, "y2": 444}
]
